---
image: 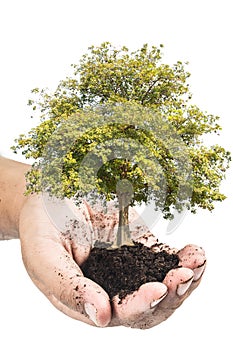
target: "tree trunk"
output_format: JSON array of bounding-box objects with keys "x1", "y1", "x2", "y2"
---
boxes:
[{"x1": 112, "y1": 194, "x2": 133, "y2": 247}]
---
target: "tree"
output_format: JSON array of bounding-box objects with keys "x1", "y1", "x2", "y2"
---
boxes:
[{"x1": 12, "y1": 42, "x2": 231, "y2": 247}]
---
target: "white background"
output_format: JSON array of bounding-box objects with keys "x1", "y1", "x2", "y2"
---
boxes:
[{"x1": 0, "y1": 0, "x2": 232, "y2": 349}]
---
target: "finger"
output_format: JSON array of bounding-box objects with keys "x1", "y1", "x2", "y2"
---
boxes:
[
  {"x1": 112, "y1": 268, "x2": 194, "y2": 329},
  {"x1": 178, "y1": 244, "x2": 206, "y2": 281},
  {"x1": 111, "y1": 282, "x2": 167, "y2": 326},
  {"x1": 145, "y1": 265, "x2": 202, "y2": 329},
  {"x1": 19, "y1": 195, "x2": 111, "y2": 327},
  {"x1": 163, "y1": 267, "x2": 194, "y2": 297},
  {"x1": 130, "y1": 267, "x2": 194, "y2": 329}
]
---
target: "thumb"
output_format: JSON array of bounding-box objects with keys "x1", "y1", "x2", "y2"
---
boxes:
[
  {"x1": 46, "y1": 275, "x2": 112, "y2": 327},
  {"x1": 21, "y1": 235, "x2": 111, "y2": 327},
  {"x1": 19, "y1": 196, "x2": 111, "y2": 327}
]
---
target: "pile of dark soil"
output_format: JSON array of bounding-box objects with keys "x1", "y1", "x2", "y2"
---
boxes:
[{"x1": 81, "y1": 242, "x2": 180, "y2": 301}]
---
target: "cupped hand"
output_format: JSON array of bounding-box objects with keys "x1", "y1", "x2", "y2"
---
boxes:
[{"x1": 19, "y1": 195, "x2": 206, "y2": 329}]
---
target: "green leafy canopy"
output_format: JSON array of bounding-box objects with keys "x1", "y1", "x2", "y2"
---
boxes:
[{"x1": 12, "y1": 42, "x2": 231, "y2": 220}]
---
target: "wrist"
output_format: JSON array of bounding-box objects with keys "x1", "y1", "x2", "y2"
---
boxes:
[
  {"x1": 0, "y1": 230, "x2": 19, "y2": 240},
  {"x1": 0, "y1": 157, "x2": 30, "y2": 239}
]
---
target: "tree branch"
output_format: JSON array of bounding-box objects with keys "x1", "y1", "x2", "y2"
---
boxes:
[{"x1": 141, "y1": 77, "x2": 163, "y2": 105}]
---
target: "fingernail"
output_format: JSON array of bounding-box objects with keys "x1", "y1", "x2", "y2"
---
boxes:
[
  {"x1": 150, "y1": 292, "x2": 168, "y2": 308},
  {"x1": 193, "y1": 263, "x2": 206, "y2": 281},
  {"x1": 84, "y1": 303, "x2": 99, "y2": 326},
  {"x1": 177, "y1": 277, "x2": 193, "y2": 296}
]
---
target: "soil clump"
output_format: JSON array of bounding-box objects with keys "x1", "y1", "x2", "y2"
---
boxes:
[{"x1": 81, "y1": 242, "x2": 180, "y2": 301}]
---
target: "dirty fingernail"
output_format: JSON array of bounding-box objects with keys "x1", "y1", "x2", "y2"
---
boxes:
[
  {"x1": 177, "y1": 277, "x2": 193, "y2": 296},
  {"x1": 84, "y1": 303, "x2": 99, "y2": 326},
  {"x1": 193, "y1": 262, "x2": 206, "y2": 281},
  {"x1": 150, "y1": 292, "x2": 168, "y2": 308}
]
